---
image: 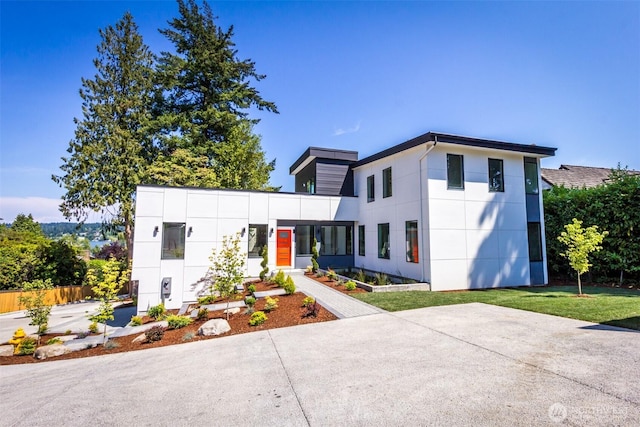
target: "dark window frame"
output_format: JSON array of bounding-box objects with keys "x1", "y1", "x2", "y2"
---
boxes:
[
  {"x1": 358, "y1": 225, "x2": 365, "y2": 256},
  {"x1": 488, "y1": 158, "x2": 504, "y2": 192},
  {"x1": 405, "y1": 220, "x2": 419, "y2": 263},
  {"x1": 378, "y1": 223, "x2": 390, "y2": 259},
  {"x1": 367, "y1": 175, "x2": 375, "y2": 202},
  {"x1": 319, "y1": 225, "x2": 353, "y2": 256},
  {"x1": 248, "y1": 224, "x2": 268, "y2": 258},
  {"x1": 383, "y1": 167, "x2": 392, "y2": 198},
  {"x1": 161, "y1": 222, "x2": 186, "y2": 260},
  {"x1": 527, "y1": 222, "x2": 543, "y2": 262},
  {"x1": 524, "y1": 158, "x2": 539, "y2": 195},
  {"x1": 447, "y1": 154, "x2": 465, "y2": 190},
  {"x1": 295, "y1": 225, "x2": 316, "y2": 256}
]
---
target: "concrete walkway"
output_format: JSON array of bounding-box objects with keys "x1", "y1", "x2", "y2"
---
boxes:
[
  {"x1": 290, "y1": 272, "x2": 384, "y2": 318},
  {"x1": 2, "y1": 303, "x2": 639, "y2": 426}
]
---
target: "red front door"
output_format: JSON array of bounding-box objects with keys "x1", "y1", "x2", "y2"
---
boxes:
[{"x1": 276, "y1": 229, "x2": 292, "y2": 267}]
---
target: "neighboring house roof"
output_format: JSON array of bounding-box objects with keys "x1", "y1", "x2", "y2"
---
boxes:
[
  {"x1": 541, "y1": 165, "x2": 639, "y2": 189},
  {"x1": 352, "y1": 132, "x2": 556, "y2": 168}
]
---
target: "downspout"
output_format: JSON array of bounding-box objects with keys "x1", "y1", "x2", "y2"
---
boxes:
[{"x1": 418, "y1": 135, "x2": 438, "y2": 283}]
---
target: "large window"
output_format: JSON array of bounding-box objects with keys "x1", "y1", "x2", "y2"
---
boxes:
[
  {"x1": 320, "y1": 225, "x2": 353, "y2": 256},
  {"x1": 524, "y1": 158, "x2": 539, "y2": 195},
  {"x1": 378, "y1": 223, "x2": 390, "y2": 259},
  {"x1": 383, "y1": 167, "x2": 392, "y2": 198},
  {"x1": 162, "y1": 223, "x2": 185, "y2": 259},
  {"x1": 447, "y1": 154, "x2": 464, "y2": 189},
  {"x1": 248, "y1": 224, "x2": 267, "y2": 258},
  {"x1": 527, "y1": 222, "x2": 543, "y2": 262},
  {"x1": 488, "y1": 158, "x2": 504, "y2": 192},
  {"x1": 367, "y1": 175, "x2": 375, "y2": 202},
  {"x1": 358, "y1": 225, "x2": 365, "y2": 256},
  {"x1": 405, "y1": 221, "x2": 419, "y2": 263},
  {"x1": 296, "y1": 225, "x2": 316, "y2": 255}
]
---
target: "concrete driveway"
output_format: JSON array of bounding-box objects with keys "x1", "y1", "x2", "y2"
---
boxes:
[{"x1": 1, "y1": 303, "x2": 638, "y2": 426}]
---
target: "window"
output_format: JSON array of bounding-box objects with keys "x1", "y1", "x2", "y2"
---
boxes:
[
  {"x1": 295, "y1": 225, "x2": 315, "y2": 255},
  {"x1": 524, "y1": 158, "x2": 539, "y2": 194},
  {"x1": 378, "y1": 223, "x2": 390, "y2": 259},
  {"x1": 527, "y1": 222, "x2": 543, "y2": 262},
  {"x1": 405, "y1": 221, "x2": 419, "y2": 263},
  {"x1": 305, "y1": 178, "x2": 315, "y2": 194},
  {"x1": 320, "y1": 225, "x2": 353, "y2": 256},
  {"x1": 383, "y1": 167, "x2": 392, "y2": 198},
  {"x1": 162, "y1": 223, "x2": 186, "y2": 259},
  {"x1": 447, "y1": 154, "x2": 464, "y2": 189},
  {"x1": 488, "y1": 158, "x2": 504, "y2": 192},
  {"x1": 358, "y1": 225, "x2": 365, "y2": 256},
  {"x1": 248, "y1": 224, "x2": 267, "y2": 258},
  {"x1": 367, "y1": 175, "x2": 375, "y2": 202}
]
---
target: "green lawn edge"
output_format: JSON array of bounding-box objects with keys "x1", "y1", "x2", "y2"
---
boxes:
[{"x1": 353, "y1": 286, "x2": 640, "y2": 331}]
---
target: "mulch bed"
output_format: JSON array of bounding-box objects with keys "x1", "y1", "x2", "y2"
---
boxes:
[
  {"x1": 0, "y1": 280, "x2": 336, "y2": 365},
  {"x1": 304, "y1": 272, "x2": 368, "y2": 295}
]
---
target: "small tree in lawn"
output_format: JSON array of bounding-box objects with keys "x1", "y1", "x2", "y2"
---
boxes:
[
  {"x1": 311, "y1": 237, "x2": 319, "y2": 273},
  {"x1": 87, "y1": 258, "x2": 130, "y2": 342},
  {"x1": 558, "y1": 218, "x2": 608, "y2": 295},
  {"x1": 209, "y1": 234, "x2": 245, "y2": 320},
  {"x1": 259, "y1": 245, "x2": 269, "y2": 281},
  {"x1": 18, "y1": 279, "x2": 54, "y2": 345}
]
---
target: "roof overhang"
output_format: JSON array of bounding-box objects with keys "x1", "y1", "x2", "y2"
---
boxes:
[{"x1": 289, "y1": 147, "x2": 358, "y2": 175}]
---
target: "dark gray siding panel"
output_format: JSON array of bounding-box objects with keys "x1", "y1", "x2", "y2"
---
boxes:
[
  {"x1": 295, "y1": 160, "x2": 316, "y2": 193},
  {"x1": 316, "y1": 162, "x2": 350, "y2": 195}
]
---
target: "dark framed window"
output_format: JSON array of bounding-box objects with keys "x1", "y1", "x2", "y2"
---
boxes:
[
  {"x1": 447, "y1": 154, "x2": 464, "y2": 189},
  {"x1": 488, "y1": 158, "x2": 504, "y2": 192},
  {"x1": 405, "y1": 221, "x2": 419, "y2": 263},
  {"x1": 162, "y1": 223, "x2": 186, "y2": 259},
  {"x1": 367, "y1": 175, "x2": 375, "y2": 202},
  {"x1": 378, "y1": 223, "x2": 390, "y2": 259},
  {"x1": 320, "y1": 225, "x2": 353, "y2": 256},
  {"x1": 524, "y1": 158, "x2": 539, "y2": 195},
  {"x1": 248, "y1": 224, "x2": 267, "y2": 258},
  {"x1": 295, "y1": 225, "x2": 315, "y2": 255},
  {"x1": 527, "y1": 222, "x2": 543, "y2": 262},
  {"x1": 383, "y1": 167, "x2": 392, "y2": 198},
  {"x1": 358, "y1": 225, "x2": 365, "y2": 256}
]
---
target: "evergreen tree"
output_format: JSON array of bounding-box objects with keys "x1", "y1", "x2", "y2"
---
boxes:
[
  {"x1": 52, "y1": 12, "x2": 155, "y2": 270},
  {"x1": 155, "y1": 0, "x2": 278, "y2": 189}
]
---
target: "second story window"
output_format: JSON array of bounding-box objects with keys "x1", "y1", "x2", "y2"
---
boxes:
[
  {"x1": 367, "y1": 175, "x2": 375, "y2": 202},
  {"x1": 383, "y1": 167, "x2": 392, "y2": 198},
  {"x1": 488, "y1": 158, "x2": 504, "y2": 192},
  {"x1": 447, "y1": 154, "x2": 464, "y2": 190}
]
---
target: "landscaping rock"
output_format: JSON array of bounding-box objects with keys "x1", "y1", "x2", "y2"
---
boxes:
[
  {"x1": 132, "y1": 333, "x2": 147, "y2": 343},
  {"x1": 109, "y1": 321, "x2": 169, "y2": 338},
  {"x1": 223, "y1": 307, "x2": 241, "y2": 315},
  {"x1": 198, "y1": 319, "x2": 231, "y2": 336},
  {"x1": 63, "y1": 335, "x2": 104, "y2": 352},
  {"x1": 53, "y1": 335, "x2": 78, "y2": 342},
  {"x1": 254, "y1": 289, "x2": 287, "y2": 298},
  {"x1": 0, "y1": 345, "x2": 14, "y2": 357},
  {"x1": 200, "y1": 301, "x2": 246, "y2": 312},
  {"x1": 34, "y1": 344, "x2": 72, "y2": 360}
]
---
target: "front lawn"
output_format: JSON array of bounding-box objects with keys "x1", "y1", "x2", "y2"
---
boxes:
[{"x1": 353, "y1": 285, "x2": 640, "y2": 330}]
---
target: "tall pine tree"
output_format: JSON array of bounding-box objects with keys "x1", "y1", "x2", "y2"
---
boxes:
[
  {"x1": 52, "y1": 12, "x2": 155, "y2": 267},
  {"x1": 155, "y1": 0, "x2": 278, "y2": 189}
]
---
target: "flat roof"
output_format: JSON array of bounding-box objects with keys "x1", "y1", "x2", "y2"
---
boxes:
[{"x1": 289, "y1": 147, "x2": 359, "y2": 175}]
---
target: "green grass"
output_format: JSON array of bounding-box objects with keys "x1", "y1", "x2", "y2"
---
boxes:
[{"x1": 353, "y1": 285, "x2": 640, "y2": 330}]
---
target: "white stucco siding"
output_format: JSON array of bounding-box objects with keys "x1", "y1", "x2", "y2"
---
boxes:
[
  {"x1": 427, "y1": 145, "x2": 531, "y2": 290},
  {"x1": 132, "y1": 186, "x2": 357, "y2": 312}
]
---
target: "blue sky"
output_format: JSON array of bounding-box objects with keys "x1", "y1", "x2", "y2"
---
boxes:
[{"x1": 1, "y1": 1, "x2": 638, "y2": 223}]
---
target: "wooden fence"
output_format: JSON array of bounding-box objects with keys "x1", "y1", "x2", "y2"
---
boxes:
[{"x1": 0, "y1": 286, "x2": 95, "y2": 314}]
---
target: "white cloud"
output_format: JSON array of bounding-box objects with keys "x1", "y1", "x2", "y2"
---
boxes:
[
  {"x1": 0, "y1": 197, "x2": 105, "y2": 223},
  {"x1": 332, "y1": 121, "x2": 361, "y2": 136}
]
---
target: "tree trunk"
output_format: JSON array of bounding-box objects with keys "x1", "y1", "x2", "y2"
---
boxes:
[
  {"x1": 619, "y1": 270, "x2": 624, "y2": 287},
  {"x1": 577, "y1": 273, "x2": 582, "y2": 295}
]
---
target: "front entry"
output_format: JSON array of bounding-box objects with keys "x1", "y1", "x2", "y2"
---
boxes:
[{"x1": 276, "y1": 229, "x2": 292, "y2": 267}]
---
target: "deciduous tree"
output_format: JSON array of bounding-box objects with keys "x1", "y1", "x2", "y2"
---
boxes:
[{"x1": 207, "y1": 234, "x2": 245, "y2": 320}]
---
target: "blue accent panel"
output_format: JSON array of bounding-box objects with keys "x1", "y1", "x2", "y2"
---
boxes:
[
  {"x1": 318, "y1": 255, "x2": 354, "y2": 269},
  {"x1": 525, "y1": 194, "x2": 540, "y2": 222},
  {"x1": 529, "y1": 261, "x2": 545, "y2": 285}
]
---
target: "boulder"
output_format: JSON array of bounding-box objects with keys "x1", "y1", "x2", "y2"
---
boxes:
[
  {"x1": 198, "y1": 319, "x2": 231, "y2": 336},
  {"x1": 132, "y1": 333, "x2": 147, "y2": 343},
  {"x1": 223, "y1": 307, "x2": 241, "y2": 315},
  {"x1": 109, "y1": 321, "x2": 169, "y2": 338},
  {"x1": 0, "y1": 345, "x2": 14, "y2": 357},
  {"x1": 53, "y1": 335, "x2": 78, "y2": 342},
  {"x1": 63, "y1": 335, "x2": 103, "y2": 352},
  {"x1": 34, "y1": 344, "x2": 72, "y2": 360}
]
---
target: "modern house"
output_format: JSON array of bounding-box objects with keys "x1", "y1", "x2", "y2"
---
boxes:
[
  {"x1": 131, "y1": 132, "x2": 556, "y2": 313},
  {"x1": 541, "y1": 164, "x2": 639, "y2": 190}
]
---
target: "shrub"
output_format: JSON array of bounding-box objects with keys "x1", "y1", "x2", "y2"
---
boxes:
[
  {"x1": 264, "y1": 296, "x2": 278, "y2": 312},
  {"x1": 302, "y1": 302, "x2": 320, "y2": 318},
  {"x1": 273, "y1": 270, "x2": 286, "y2": 287},
  {"x1": 315, "y1": 270, "x2": 325, "y2": 278},
  {"x1": 283, "y1": 276, "x2": 296, "y2": 295},
  {"x1": 249, "y1": 311, "x2": 267, "y2": 326},
  {"x1": 196, "y1": 307, "x2": 209, "y2": 321},
  {"x1": 147, "y1": 303, "x2": 166, "y2": 320},
  {"x1": 65, "y1": 329, "x2": 72, "y2": 335},
  {"x1": 305, "y1": 265, "x2": 313, "y2": 273},
  {"x1": 104, "y1": 340, "x2": 120, "y2": 350},
  {"x1": 166, "y1": 314, "x2": 193, "y2": 329},
  {"x1": 311, "y1": 237, "x2": 319, "y2": 273},
  {"x1": 327, "y1": 269, "x2": 338, "y2": 281},
  {"x1": 337, "y1": 279, "x2": 344, "y2": 287},
  {"x1": 259, "y1": 245, "x2": 269, "y2": 281},
  {"x1": 130, "y1": 315, "x2": 143, "y2": 326},
  {"x1": 88, "y1": 322, "x2": 99, "y2": 334},
  {"x1": 245, "y1": 296, "x2": 256, "y2": 307},
  {"x1": 198, "y1": 295, "x2": 216, "y2": 305},
  {"x1": 374, "y1": 273, "x2": 389, "y2": 286},
  {"x1": 76, "y1": 331, "x2": 89, "y2": 339},
  {"x1": 46, "y1": 338, "x2": 63, "y2": 345},
  {"x1": 18, "y1": 278, "x2": 53, "y2": 344},
  {"x1": 17, "y1": 337, "x2": 37, "y2": 355},
  {"x1": 302, "y1": 296, "x2": 315, "y2": 307},
  {"x1": 145, "y1": 325, "x2": 166, "y2": 343},
  {"x1": 247, "y1": 284, "x2": 257, "y2": 294},
  {"x1": 345, "y1": 280, "x2": 357, "y2": 291},
  {"x1": 356, "y1": 269, "x2": 366, "y2": 282},
  {"x1": 182, "y1": 332, "x2": 195, "y2": 341}
]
